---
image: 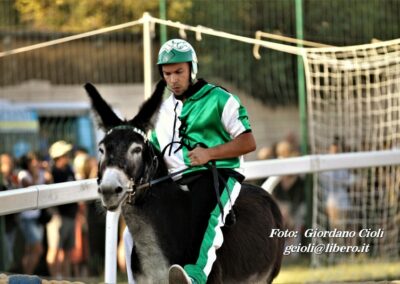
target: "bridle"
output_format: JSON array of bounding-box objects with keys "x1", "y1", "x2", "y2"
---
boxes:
[
  {"x1": 99, "y1": 124, "x2": 236, "y2": 227},
  {"x1": 99, "y1": 124, "x2": 191, "y2": 204},
  {"x1": 123, "y1": 165, "x2": 191, "y2": 204}
]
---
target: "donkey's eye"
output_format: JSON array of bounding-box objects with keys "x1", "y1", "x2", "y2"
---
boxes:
[
  {"x1": 131, "y1": 147, "x2": 142, "y2": 155},
  {"x1": 99, "y1": 148, "x2": 104, "y2": 154}
]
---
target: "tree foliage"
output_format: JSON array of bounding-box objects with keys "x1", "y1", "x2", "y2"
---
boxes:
[
  {"x1": 14, "y1": 0, "x2": 192, "y2": 32},
  {"x1": 3, "y1": 0, "x2": 400, "y2": 105}
]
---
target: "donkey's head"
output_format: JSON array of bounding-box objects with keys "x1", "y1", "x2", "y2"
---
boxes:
[{"x1": 85, "y1": 80, "x2": 165, "y2": 211}]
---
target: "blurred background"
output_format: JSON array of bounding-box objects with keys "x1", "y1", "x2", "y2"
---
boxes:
[
  {"x1": 0, "y1": 0, "x2": 399, "y2": 283},
  {"x1": 0, "y1": 0, "x2": 399, "y2": 155}
]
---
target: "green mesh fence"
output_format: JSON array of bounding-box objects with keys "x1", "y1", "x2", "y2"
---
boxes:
[{"x1": 1, "y1": 0, "x2": 399, "y2": 105}]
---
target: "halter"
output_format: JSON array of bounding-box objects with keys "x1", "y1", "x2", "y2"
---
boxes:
[
  {"x1": 107, "y1": 125, "x2": 148, "y2": 142},
  {"x1": 101, "y1": 125, "x2": 236, "y2": 227},
  {"x1": 122, "y1": 140, "x2": 236, "y2": 227},
  {"x1": 103, "y1": 124, "x2": 189, "y2": 204},
  {"x1": 102, "y1": 124, "x2": 152, "y2": 203},
  {"x1": 123, "y1": 165, "x2": 191, "y2": 204}
]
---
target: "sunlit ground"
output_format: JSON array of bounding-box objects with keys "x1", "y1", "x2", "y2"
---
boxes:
[
  {"x1": 103, "y1": 259, "x2": 400, "y2": 284},
  {"x1": 2, "y1": 258, "x2": 400, "y2": 283},
  {"x1": 274, "y1": 257, "x2": 400, "y2": 284}
]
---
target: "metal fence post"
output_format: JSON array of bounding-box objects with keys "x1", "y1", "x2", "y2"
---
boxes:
[
  {"x1": 159, "y1": 0, "x2": 168, "y2": 44},
  {"x1": 104, "y1": 210, "x2": 121, "y2": 284},
  {"x1": 143, "y1": 12, "x2": 153, "y2": 100}
]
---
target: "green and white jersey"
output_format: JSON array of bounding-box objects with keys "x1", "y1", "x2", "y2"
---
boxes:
[{"x1": 150, "y1": 80, "x2": 252, "y2": 175}]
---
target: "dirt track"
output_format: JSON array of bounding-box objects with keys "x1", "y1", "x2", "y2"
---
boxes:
[{"x1": 0, "y1": 273, "x2": 85, "y2": 284}]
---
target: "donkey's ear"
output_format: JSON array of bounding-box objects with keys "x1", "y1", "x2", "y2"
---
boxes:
[
  {"x1": 130, "y1": 79, "x2": 166, "y2": 131},
  {"x1": 84, "y1": 83, "x2": 122, "y2": 131}
]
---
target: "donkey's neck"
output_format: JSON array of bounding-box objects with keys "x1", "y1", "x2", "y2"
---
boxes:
[
  {"x1": 121, "y1": 147, "x2": 191, "y2": 273},
  {"x1": 121, "y1": 147, "x2": 172, "y2": 279},
  {"x1": 122, "y1": 204, "x2": 170, "y2": 281}
]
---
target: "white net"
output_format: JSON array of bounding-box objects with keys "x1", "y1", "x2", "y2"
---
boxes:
[{"x1": 303, "y1": 39, "x2": 400, "y2": 266}]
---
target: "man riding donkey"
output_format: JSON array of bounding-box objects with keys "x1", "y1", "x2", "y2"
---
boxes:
[{"x1": 124, "y1": 38, "x2": 257, "y2": 284}]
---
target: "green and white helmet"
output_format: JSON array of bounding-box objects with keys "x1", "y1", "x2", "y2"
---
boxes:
[{"x1": 157, "y1": 39, "x2": 198, "y2": 81}]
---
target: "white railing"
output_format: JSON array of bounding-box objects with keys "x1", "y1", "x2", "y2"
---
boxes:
[
  {"x1": 1, "y1": 150, "x2": 400, "y2": 283},
  {"x1": 0, "y1": 179, "x2": 98, "y2": 215}
]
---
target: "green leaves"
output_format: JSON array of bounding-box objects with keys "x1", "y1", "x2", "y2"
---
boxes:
[{"x1": 14, "y1": 0, "x2": 192, "y2": 32}]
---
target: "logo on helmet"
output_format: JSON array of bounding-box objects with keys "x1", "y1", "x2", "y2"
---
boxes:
[
  {"x1": 157, "y1": 39, "x2": 198, "y2": 81},
  {"x1": 161, "y1": 39, "x2": 192, "y2": 53}
]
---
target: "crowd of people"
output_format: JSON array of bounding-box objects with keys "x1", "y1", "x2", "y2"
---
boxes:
[
  {"x1": 257, "y1": 133, "x2": 357, "y2": 257},
  {"x1": 257, "y1": 133, "x2": 306, "y2": 255},
  {"x1": 1, "y1": 132, "x2": 357, "y2": 276},
  {"x1": 318, "y1": 136, "x2": 357, "y2": 232},
  {"x1": 0, "y1": 140, "x2": 105, "y2": 279}
]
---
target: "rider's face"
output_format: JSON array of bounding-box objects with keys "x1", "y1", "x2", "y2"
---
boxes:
[{"x1": 161, "y1": 62, "x2": 191, "y2": 96}]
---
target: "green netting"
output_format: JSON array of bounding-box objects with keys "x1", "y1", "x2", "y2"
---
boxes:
[{"x1": 0, "y1": 0, "x2": 399, "y2": 106}]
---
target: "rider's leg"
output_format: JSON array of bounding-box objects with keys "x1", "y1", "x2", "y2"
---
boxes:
[{"x1": 180, "y1": 173, "x2": 241, "y2": 284}]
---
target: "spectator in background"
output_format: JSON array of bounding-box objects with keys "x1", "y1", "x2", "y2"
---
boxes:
[
  {"x1": 256, "y1": 137, "x2": 305, "y2": 255},
  {"x1": 73, "y1": 151, "x2": 104, "y2": 276},
  {"x1": 0, "y1": 153, "x2": 19, "y2": 270},
  {"x1": 49, "y1": 140, "x2": 77, "y2": 278},
  {"x1": 0, "y1": 153, "x2": 18, "y2": 187},
  {"x1": 85, "y1": 155, "x2": 106, "y2": 276},
  {"x1": 272, "y1": 140, "x2": 305, "y2": 251},
  {"x1": 319, "y1": 136, "x2": 354, "y2": 231},
  {"x1": 70, "y1": 148, "x2": 105, "y2": 276},
  {"x1": 283, "y1": 131, "x2": 300, "y2": 155},
  {"x1": 73, "y1": 147, "x2": 90, "y2": 180},
  {"x1": 257, "y1": 144, "x2": 277, "y2": 160},
  {"x1": 17, "y1": 152, "x2": 51, "y2": 274},
  {"x1": 71, "y1": 149, "x2": 97, "y2": 277}
]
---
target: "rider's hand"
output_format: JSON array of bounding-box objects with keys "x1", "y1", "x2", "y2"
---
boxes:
[{"x1": 188, "y1": 146, "x2": 211, "y2": 166}]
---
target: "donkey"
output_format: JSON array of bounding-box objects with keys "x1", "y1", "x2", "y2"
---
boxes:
[{"x1": 85, "y1": 80, "x2": 285, "y2": 284}]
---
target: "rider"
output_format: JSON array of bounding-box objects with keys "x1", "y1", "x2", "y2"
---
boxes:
[{"x1": 125, "y1": 38, "x2": 256, "y2": 284}]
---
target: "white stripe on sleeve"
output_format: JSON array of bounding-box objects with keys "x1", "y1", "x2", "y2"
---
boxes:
[{"x1": 221, "y1": 95, "x2": 247, "y2": 138}]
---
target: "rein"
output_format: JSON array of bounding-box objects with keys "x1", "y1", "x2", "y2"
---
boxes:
[
  {"x1": 101, "y1": 124, "x2": 236, "y2": 226},
  {"x1": 124, "y1": 165, "x2": 192, "y2": 201},
  {"x1": 104, "y1": 125, "x2": 194, "y2": 203},
  {"x1": 123, "y1": 140, "x2": 236, "y2": 226}
]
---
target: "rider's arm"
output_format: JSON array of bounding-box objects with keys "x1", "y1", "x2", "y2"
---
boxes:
[{"x1": 188, "y1": 131, "x2": 256, "y2": 166}]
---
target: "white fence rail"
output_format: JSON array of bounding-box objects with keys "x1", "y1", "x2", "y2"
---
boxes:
[
  {"x1": 1, "y1": 150, "x2": 400, "y2": 283},
  {"x1": 0, "y1": 179, "x2": 98, "y2": 216}
]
